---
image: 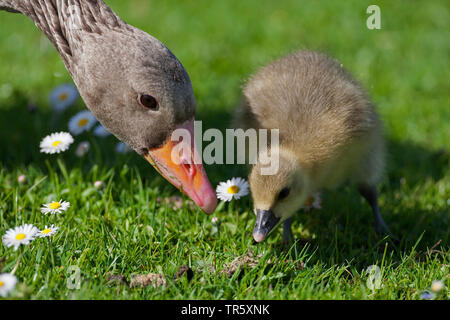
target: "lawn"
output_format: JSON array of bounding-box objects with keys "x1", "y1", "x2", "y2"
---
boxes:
[{"x1": 0, "y1": 0, "x2": 448, "y2": 300}]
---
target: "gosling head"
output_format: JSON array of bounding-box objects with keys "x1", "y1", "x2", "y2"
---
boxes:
[{"x1": 250, "y1": 149, "x2": 310, "y2": 242}]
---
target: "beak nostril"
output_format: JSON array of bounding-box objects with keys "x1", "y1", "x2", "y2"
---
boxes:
[{"x1": 182, "y1": 162, "x2": 196, "y2": 178}]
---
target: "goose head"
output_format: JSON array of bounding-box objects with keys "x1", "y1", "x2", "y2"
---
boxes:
[
  {"x1": 250, "y1": 148, "x2": 310, "y2": 242},
  {"x1": 0, "y1": 0, "x2": 217, "y2": 213},
  {"x1": 70, "y1": 27, "x2": 217, "y2": 214}
]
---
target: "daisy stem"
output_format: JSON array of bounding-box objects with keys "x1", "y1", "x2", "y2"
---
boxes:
[
  {"x1": 11, "y1": 248, "x2": 24, "y2": 275},
  {"x1": 48, "y1": 238, "x2": 55, "y2": 268},
  {"x1": 216, "y1": 200, "x2": 225, "y2": 212},
  {"x1": 230, "y1": 198, "x2": 237, "y2": 214},
  {"x1": 50, "y1": 111, "x2": 58, "y2": 129},
  {"x1": 57, "y1": 157, "x2": 70, "y2": 183},
  {"x1": 227, "y1": 199, "x2": 233, "y2": 215}
]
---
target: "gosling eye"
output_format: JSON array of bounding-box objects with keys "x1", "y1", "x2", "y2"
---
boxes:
[
  {"x1": 138, "y1": 94, "x2": 159, "y2": 111},
  {"x1": 278, "y1": 187, "x2": 290, "y2": 200}
]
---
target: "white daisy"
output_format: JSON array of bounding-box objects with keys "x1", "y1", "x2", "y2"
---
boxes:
[
  {"x1": 0, "y1": 273, "x2": 17, "y2": 297},
  {"x1": 75, "y1": 141, "x2": 90, "y2": 157},
  {"x1": 37, "y1": 225, "x2": 59, "y2": 238},
  {"x1": 40, "y1": 200, "x2": 70, "y2": 215},
  {"x1": 93, "y1": 124, "x2": 111, "y2": 138},
  {"x1": 2, "y1": 224, "x2": 39, "y2": 251},
  {"x1": 50, "y1": 84, "x2": 79, "y2": 112},
  {"x1": 115, "y1": 142, "x2": 132, "y2": 154},
  {"x1": 216, "y1": 177, "x2": 249, "y2": 201},
  {"x1": 303, "y1": 192, "x2": 322, "y2": 211},
  {"x1": 68, "y1": 110, "x2": 97, "y2": 135},
  {"x1": 40, "y1": 132, "x2": 74, "y2": 154}
]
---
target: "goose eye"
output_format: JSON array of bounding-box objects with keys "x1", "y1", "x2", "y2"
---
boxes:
[
  {"x1": 139, "y1": 94, "x2": 158, "y2": 111},
  {"x1": 278, "y1": 187, "x2": 290, "y2": 200}
]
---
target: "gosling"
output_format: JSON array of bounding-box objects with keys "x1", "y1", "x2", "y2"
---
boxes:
[{"x1": 234, "y1": 50, "x2": 391, "y2": 242}]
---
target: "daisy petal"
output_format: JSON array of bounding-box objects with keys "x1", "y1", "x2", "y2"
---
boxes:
[
  {"x1": 40, "y1": 132, "x2": 74, "y2": 154},
  {"x1": 216, "y1": 177, "x2": 249, "y2": 202},
  {"x1": 37, "y1": 225, "x2": 59, "y2": 238},
  {"x1": 93, "y1": 124, "x2": 111, "y2": 138},
  {"x1": 68, "y1": 110, "x2": 97, "y2": 135},
  {"x1": 0, "y1": 273, "x2": 17, "y2": 297},
  {"x1": 115, "y1": 142, "x2": 132, "y2": 154},
  {"x1": 2, "y1": 224, "x2": 38, "y2": 251},
  {"x1": 50, "y1": 84, "x2": 79, "y2": 112},
  {"x1": 40, "y1": 200, "x2": 70, "y2": 215},
  {"x1": 75, "y1": 141, "x2": 90, "y2": 157}
]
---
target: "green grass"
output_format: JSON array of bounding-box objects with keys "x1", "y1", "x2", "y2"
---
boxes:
[{"x1": 0, "y1": 0, "x2": 448, "y2": 299}]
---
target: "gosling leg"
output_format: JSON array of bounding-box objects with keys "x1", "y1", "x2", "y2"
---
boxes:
[
  {"x1": 358, "y1": 184, "x2": 392, "y2": 236},
  {"x1": 282, "y1": 217, "x2": 294, "y2": 242}
]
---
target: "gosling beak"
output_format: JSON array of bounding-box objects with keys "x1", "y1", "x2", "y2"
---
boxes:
[
  {"x1": 144, "y1": 119, "x2": 217, "y2": 214},
  {"x1": 253, "y1": 209, "x2": 280, "y2": 242}
]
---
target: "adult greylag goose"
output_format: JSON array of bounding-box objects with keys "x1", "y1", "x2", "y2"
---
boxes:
[
  {"x1": 0, "y1": 0, "x2": 217, "y2": 213},
  {"x1": 234, "y1": 50, "x2": 391, "y2": 242}
]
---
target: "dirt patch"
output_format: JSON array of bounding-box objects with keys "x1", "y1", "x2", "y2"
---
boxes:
[
  {"x1": 220, "y1": 250, "x2": 262, "y2": 278},
  {"x1": 106, "y1": 273, "x2": 128, "y2": 286},
  {"x1": 129, "y1": 273, "x2": 166, "y2": 288}
]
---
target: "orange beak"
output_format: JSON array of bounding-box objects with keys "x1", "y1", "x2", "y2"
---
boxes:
[{"x1": 144, "y1": 119, "x2": 217, "y2": 214}]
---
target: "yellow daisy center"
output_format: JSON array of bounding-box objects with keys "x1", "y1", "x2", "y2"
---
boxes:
[
  {"x1": 15, "y1": 233, "x2": 26, "y2": 240},
  {"x1": 49, "y1": 202, "x2": 61, "y2": 210},
  {"x1": 0, "y1": 281, "x2": 4, "y2": 287},
  {"x1": 227, "y1": 185, "x2": 240, "y2": 194},
  {"x1": 42, "y1": 228, "x2": 52, "y2": 234},
  {"x1": 304, "y1": 196, "x2": 314, "y2": 207},
  {"x1": 52, "y1": 140, "x2": 62, "y2": 147},
  {"x1": 78, "y1": 118, "x2": 88, "y2": 127},
  {"x1": 59, "y1": 93, "x2": 68, "y2": 101}
]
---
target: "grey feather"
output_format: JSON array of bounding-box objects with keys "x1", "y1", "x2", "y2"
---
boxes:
[{"x1": 0, "y1": 0, "x2": 196, "y2": 154}]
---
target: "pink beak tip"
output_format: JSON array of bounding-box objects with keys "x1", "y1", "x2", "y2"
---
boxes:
[{"x1": 197, "y1": 185, "x2": 218, "y2": 214}]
